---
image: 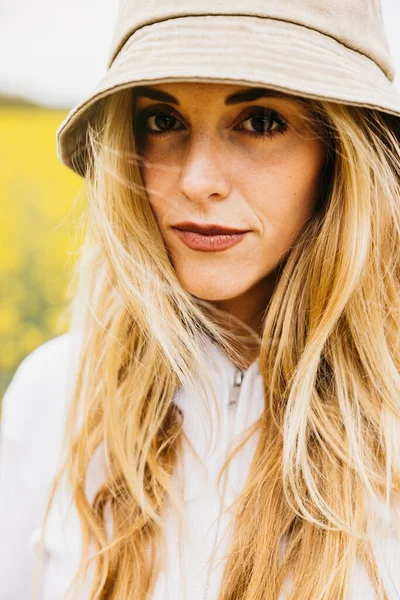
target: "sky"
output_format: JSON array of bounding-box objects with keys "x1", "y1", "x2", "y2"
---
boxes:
[{"x1": 0, "y1": 0, "x2": 399, "y2": 108}]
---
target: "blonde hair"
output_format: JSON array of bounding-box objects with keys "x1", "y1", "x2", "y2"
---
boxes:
[{"x1": 34, "y1": 87, "x2": 400, "y2": 600}]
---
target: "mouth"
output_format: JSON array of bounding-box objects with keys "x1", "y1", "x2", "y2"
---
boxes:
[
  {"x1": 172, "y1": 227, "x2": 250, "y2": 252},
  {"x1": 173, "y1": 221, "x2": 250, "y2": 235}
]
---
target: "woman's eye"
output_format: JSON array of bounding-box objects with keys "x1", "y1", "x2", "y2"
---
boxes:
[
  {"x1": 235, "y1": 109, "x2": 289, "y2": 139},
  {"x1": 137, "y1": 108, "x2": 288, "y2": 140},
  {"x1": 139, "y1": 113, "x2": 183, "y2": 137}
]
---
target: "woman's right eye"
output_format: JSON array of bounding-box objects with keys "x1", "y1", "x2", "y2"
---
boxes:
[{"x1": 138, "y1": 112, "x2": 185, "y2": 137}]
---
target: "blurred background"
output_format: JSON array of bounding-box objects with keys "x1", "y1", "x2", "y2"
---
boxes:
[{"x1": 0, "y1": 0, "x2": 400, "y2": 408}]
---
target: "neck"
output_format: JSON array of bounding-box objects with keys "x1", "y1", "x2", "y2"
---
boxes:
[{"x1": 210, "y1": 270, "x2": 279, "y2": 370}]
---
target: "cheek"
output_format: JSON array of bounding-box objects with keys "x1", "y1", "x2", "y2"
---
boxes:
[
  {"x1": 141, "y1": 163, "x2": 175, "y2": 224},
  {"x1": 138, "y1": 131, "x2": 195, "y2": 221},
  {"x1": 246, "y1": 137, "x2": 326, "y2": 234}
]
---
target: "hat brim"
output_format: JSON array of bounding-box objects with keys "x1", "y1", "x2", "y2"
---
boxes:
[{"x1": 56, "y1": 15, "x2": 400, "y2": 176}]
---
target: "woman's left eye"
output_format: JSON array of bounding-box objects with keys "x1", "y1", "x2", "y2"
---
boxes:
[{"x1": 235, "y1": 108, "x2": 289, "y2": 139}]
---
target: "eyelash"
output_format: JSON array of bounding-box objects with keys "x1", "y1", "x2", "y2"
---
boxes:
[{"x1": 136, "y1": 108, "x2": 289, "y2": 140}]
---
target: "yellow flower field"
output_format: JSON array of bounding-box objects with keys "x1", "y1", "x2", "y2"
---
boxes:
[{"x1": 0, "y1": 106, "x2": 85, "y2": 409}]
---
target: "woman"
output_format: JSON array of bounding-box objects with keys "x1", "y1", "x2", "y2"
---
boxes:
[{"x1": 1, "y1": 0, "x2": 400, "y2": 599}]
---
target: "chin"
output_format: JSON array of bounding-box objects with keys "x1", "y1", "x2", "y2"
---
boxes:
[{"x1": 180, "y1": 279, "x2": 245, "y2": 303}]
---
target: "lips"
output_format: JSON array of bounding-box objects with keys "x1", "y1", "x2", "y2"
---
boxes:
[
  {"x1": 173, "y1": 221, "x2": 250, "y2": 235},
  {"x1": 172, "y1": 227, "x2": 250, "y2": 252}
]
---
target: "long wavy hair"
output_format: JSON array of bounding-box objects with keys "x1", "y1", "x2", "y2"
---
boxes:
[{"x1": 34, "y1": 85, "x2": 400, "y2": 600}]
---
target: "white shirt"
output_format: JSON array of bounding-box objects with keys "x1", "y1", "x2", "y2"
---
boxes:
[{"x1": 0, "y1": 332, "x2": 400, "y2": 599}]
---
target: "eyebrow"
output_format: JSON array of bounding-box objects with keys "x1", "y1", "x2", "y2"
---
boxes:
[{"x1": 134, "y1": 86, "x2": 289, "y2": 106}]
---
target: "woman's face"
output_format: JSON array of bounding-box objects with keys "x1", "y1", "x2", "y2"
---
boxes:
[{"x1": 134, "y1": 82, "x2": 327, "y2": 328}]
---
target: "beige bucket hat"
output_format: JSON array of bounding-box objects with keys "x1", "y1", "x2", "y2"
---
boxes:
[{"x1": 56, "y1": 0, "x2": 400, "y2": 177}]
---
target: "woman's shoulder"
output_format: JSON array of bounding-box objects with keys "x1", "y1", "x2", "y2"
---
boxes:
[
  {"x1": 1, "y1": 331, "x2": 83, "y2": 445},
  {"x1": 0, "y1": 332, "x2": 85, "y2": 600}
]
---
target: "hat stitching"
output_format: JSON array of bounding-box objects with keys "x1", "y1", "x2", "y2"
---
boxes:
[
  {"x1": 114, "y1": 28, "x2": 385, "y2": 83},
  {"x1": 109, "y1": 13, "x2": 389, "y2": 78}
]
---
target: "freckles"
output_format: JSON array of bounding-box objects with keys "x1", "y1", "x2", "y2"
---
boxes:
[
  {"x1": 141, "y1": 165, "x2": 151, "y2": 190},
  {"x1": 254, "y1": 146, "x2": 324, "y2": 226},
  {"x1": 285, "y1": 138, "x2": 325, "y2": 186},
  {"x1": 143, "y1": 170, "x2": 177, "y2": 222},
  {"x1": 142, "y1": 160, "x2": 167, "y2": 195}
]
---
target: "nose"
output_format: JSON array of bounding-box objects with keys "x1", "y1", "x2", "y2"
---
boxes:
[{"x1": 178, "y1": 132, "x2": 231, "y2": 204}]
